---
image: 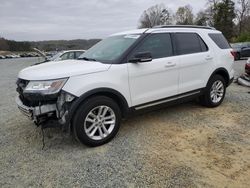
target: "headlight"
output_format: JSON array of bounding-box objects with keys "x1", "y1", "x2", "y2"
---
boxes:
[{"x1": 24, "y1": 78, "x2": 68, "y2": 95}]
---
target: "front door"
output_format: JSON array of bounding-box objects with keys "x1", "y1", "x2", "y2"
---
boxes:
[{"x1": 127, "y1": 33, "x2": 179, "y2": 106}]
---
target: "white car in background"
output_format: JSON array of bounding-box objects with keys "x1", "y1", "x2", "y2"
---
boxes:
[
  {"x1": 49, "y1": 50, "x2": 85, "y2": 61},
  {"x1": 0, "y1": 55, "x2": 6, "y2": 59}
]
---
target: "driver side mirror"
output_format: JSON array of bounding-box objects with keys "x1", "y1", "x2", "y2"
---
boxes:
[{"x1": 129, "y1": 52, "x2": 152, "y2": 63}]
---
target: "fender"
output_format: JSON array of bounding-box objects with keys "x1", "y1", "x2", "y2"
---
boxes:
[{"x1": 67, "y1": 87, "x2": 129, "y2": 125}]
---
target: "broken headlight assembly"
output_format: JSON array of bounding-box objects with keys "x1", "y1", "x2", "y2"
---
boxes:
[{"x1": 24, "y1": 78, "x2": 68, "y2": 95}]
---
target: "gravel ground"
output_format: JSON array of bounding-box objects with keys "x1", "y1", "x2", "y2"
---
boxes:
[{"x1": 0, "y1": 58, "x2": 249, "y2": 188}]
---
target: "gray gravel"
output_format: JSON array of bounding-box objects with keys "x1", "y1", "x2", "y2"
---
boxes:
[{"x1": 0, "y1": 58, "x2": 249, "y2": 187}]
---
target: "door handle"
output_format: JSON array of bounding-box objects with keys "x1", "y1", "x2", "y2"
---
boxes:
[
  {"x1": 165, "y1": 62, "x2": 176, "y2": 68},
  {"x1": 205, "y1": 56, "x2": 213, "y2": 60}
]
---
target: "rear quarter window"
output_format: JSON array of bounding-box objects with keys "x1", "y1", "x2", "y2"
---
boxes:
[
  {"x1": 174, "y1": 33, "x2": 208, "y2": 55},
  {"x1": 208, "y1": 33, "x2": 231, "y2": 49}
]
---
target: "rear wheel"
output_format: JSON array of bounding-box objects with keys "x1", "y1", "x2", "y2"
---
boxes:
[
  {"x1": 199, "y1": 75, "x2": 226, "y2": 107},
  {"x1": 73, "y1": 96, "x2": 121, "y2": 147}
]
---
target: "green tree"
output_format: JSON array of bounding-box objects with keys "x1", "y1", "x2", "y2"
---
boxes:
[
  {"x1": 138, "y1": 4, "x2": 173, "y2": 28},
  {"x1": 213, "y1": 0, "x2": 236, "y2": 40},
  {"x1": 195, "y1": 11, "x2": 209, "y2": 26},
  {"x1": 234, "y1": 32, "x2": 250, "y2": 42},
  {"x1": 235, "y1": 0, "x2": 250, "y2": 34},
  {"x1": 0, "y1": 37, "x2": 9, "y2": 51},
  {"x1": 175, "y1": 5, "x2": 194, "y2": 25}
]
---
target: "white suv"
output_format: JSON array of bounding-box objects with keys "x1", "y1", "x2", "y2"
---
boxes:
[{"x1": 16, "y1": 26, "x2": 234, "y2": 147}]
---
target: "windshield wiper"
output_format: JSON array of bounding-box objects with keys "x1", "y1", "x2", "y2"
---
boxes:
[{"x1": 78, "y1": 57, "x2": 97, "y2": 61}]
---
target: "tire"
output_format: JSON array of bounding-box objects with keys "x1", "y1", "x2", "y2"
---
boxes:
[
  {"x1": 199, "y1": 75, "x2": 226, "y2": 108},
  {"x1": 73, "y1": 96, "x2": 121, "y2": 147}
]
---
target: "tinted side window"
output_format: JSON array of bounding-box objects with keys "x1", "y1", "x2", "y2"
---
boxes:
[
  {"x1": 60, "y1": 52, "x2": 69, "y2": 60},
  {"x1": 199, "y1": 37, "x2": 208, "y2": 52},
  {"x1": 75, "y1": 51, "x2": 84, "y2": 58},
  {"x1": 68, "y1": 52, "x2": 75, "y2": 59},
  {"x1": 132, "y1": 33, "x2": 173, "y2": 59},
  {"x1": 61, "y1": 52, "x2": 75, "y2": 60},
  {"x1": 208, "y1": 33, "x2": 230, "y2": 49},
  {"x1": 175, "y1": 33, "x2": 206, "y2": 55}
]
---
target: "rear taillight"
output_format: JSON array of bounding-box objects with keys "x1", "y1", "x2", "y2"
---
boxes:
[{"x1": 230, "y1": 51, "x2": 236, "y2": 59}]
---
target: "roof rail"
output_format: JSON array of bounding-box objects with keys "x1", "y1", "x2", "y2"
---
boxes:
[{"x1": 153, "y1": 25, "x2": 216, "y2": 30}]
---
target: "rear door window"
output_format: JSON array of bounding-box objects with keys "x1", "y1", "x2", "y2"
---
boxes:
[
  {"x1": 174, "y1": 33, "x2": 208, "y2": 55},
  {"x1": 208, "y1": 33, "x2": 230, "y2": 49}
]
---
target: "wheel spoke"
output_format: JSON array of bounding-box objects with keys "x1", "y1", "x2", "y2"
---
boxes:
[
  {"x1": 97, "y1": 106, "x2": 104, "y2": 116},
  {"x1": 101, "y1": 124, "x2": 109, "y2": 135},
  {"x1": 216, "y1": 82, "x2": 223, "y2": 90},
  {"x1": 98, "y1": 126, "x2": 104, "y2": 138},
  {"x1": 101, "y1": 107, "x2": 109, "y2": 117},
  {"x1": 89, "y1": 112, "x2": 97, "y2": 119},
  {"x1": 217, "y1": 93, "x2": 223, "y2": 97},
  {"x1": 103, "y1": 115, "x2": 115, "y2": 121},
  {"x1": 86, "y1": 123, "x2": 96, "y2": 133},
  {"x1": 104, "y1": 120, "x2": 115, "y2": 124},
  {"x1": 86, "y1": 117, "x2": 95, "y2": 123},
  {"x1": 89, "y1": 126, "x2": 98, "y2": 137},
  {"x1": 214, "y1": 95, "x2": 217, "y2": 102}
]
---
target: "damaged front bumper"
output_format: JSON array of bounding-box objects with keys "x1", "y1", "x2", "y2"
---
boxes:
[
  {"x1": 16, "y1": 96, "x2": 57, "y2": 120},
  {"x1": 16, "y1": 92, "x2": 76, "y2": 129}
]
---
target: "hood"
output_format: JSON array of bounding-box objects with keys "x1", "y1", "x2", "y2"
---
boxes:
[{"x1": 18, "y1": 60, "x2": 111, "y2": 80}]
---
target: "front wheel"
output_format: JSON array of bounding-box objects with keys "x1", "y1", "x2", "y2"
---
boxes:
[
  {"x1": 73, "y1": 96, "x2": 121, "y2": 147},
  {"x1": 199, "y1": 75, "x2": 226, "y2": 107}
]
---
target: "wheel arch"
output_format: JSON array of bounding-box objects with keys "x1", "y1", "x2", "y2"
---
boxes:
[
  {"x1": 68, "y1": 88, "x2": 130, "y2": 125},
  {"x1": 207, "y1": 68, "x2": 230, "y2": 87}
]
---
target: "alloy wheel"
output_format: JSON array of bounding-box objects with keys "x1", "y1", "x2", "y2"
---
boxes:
[
  {"x1": 210, "y1": 80, "x2": 224, "y2": 103},
  {"x1": 84, "y1": 105, "x2": 116, "y2": 141}
]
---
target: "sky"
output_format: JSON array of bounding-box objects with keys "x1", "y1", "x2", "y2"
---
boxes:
[{"x1": 0, "y1": 0, "x2": 207, "y2": 41}]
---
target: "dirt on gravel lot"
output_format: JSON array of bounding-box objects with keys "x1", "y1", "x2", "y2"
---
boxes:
[{"x1": 0, "y1": 58, "x2": 249, "y2": 188}]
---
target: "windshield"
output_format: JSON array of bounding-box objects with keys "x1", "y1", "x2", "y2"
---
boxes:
[{"x1": 78, "y1": 34, "x2": 141, "y2": 62}]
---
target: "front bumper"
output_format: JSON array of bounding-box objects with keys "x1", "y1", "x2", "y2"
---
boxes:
[{"x1": 16, "y1": 96, "x2": 57, "y2": 122}]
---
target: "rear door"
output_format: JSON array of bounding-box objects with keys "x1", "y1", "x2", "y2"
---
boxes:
[
  {"x1": 174, "y1": 33, "x2": 213, "y2": 94},
  {"x1": 127, "y1": 33, "x2": 179, "y2": 106}
]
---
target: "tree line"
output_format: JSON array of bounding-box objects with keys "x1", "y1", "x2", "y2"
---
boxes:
[
  {"x1": 0, "y1": 37, "x2": 101, "y2": 52},
  {"x1": 0, "y1": 37, "x2": 32, "y2": 51},
  {"x1": 138, "y1": 0, "x2": 250, "y2": 42}
]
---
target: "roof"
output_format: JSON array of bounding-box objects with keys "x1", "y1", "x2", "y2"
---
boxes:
[
  {"x1": 111, "y1": 25, "x2": 219, "y2": 36},
  {"x1": 153, "y1": 25, "x2": 215, "y2": 30}
]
